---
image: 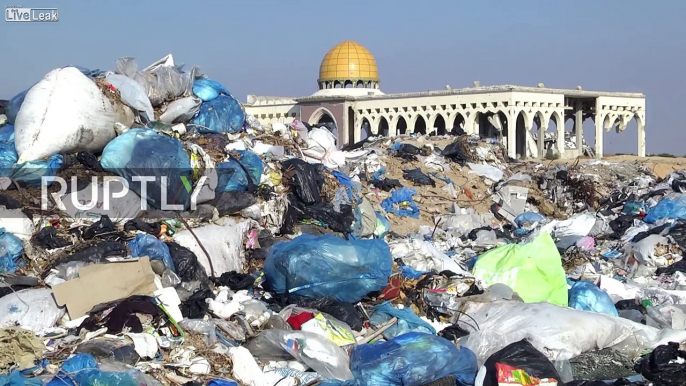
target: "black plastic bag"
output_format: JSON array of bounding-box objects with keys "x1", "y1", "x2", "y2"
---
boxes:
[
  {"x1": 656, "y1": 260, "x2": 686, "y2": 276},
  {"x1": 441, "y1": 141, "x2": 469, "y2": 164},
  {"x1": 0, "y1": 194, "x2": 21, "y2": 209},
  {"x1": 76, "y1": 152, "x2": 104, "y2": 172},
  {"x1": 287, "y1": 295, "x2": 363, "y2": 331},
  {"x1": 180, "y1": 289, "x2": 214, "y2": 319},
  {"x1": 634, "y1": 342, "x2": 686, "y2": 386},
  {"x1": 615, "y1": 299, "x2": 647, "y2": 314},
  {"x1": 403, "y1": 168, "x2": 435, "y2": 187},
  {"x1": 438, "y1": 324, "x2": 470, "y2": 340},
  {"x1": 124, "y1": 219, "x2": 161, "y2": 235},
  {"x1": 83, "y1": 215, "x2": 115, "y2": 240},
  {"x1": 482, "y1": 339, "x2": 563, "y2": 386},
  {"x1": 610, "y1": 215, "x2": 635, "y2": 238},
  {"x1": 213, "y1": 191, "x2": 256, "y2": 216},
  {"x1": 370, "y1": 178, "x2": 404, "y2": 192},
  {"x1": 280, "y1": 196, "x2": 354, "y2": 235},
  {"x1": 33, "y1": 226, "x2": 71, "y2": 249},
  {"x1": 282, "y1": 159, "x2": 325, "y2": 204},
  {"x1": 166, "y1": 241, "x2": 209, "y2": 287},
  {"x1": 672, "y1": 179, "x2": 686, "y2": 193},
  {"x1": 632, "y1": 223, "x2": 670, "y2": 243},
  {"x1": 60, "y1": 241, "x2": 128, "y2": 265},
  {"x1": 668, "y1": 221, "x2": 686, "y2": 250},
  {"x1": 212, "y1": 271, "x2": 254, "y2": 290}
]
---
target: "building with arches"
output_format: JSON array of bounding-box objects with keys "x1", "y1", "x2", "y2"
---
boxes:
[{"x1": 244, "y1": 41, "x2": 646, "y2": 159}]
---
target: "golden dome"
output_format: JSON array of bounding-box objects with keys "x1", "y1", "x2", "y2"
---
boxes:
[{"x1": 318, "y1": 41, "x2": 379, "y2": 82}]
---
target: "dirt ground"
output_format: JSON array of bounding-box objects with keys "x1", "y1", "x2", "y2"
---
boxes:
[{"x1": 553, "y1": 155, "x2": 686, "y2": 179}]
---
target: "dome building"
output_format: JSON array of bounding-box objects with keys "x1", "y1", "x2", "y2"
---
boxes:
[{"x1": 245, "y1": 41, "x2": 646, "y2": 159}]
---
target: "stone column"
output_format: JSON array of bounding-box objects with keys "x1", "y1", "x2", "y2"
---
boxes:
[
  {"x1": 508, "y1": 111, "x2": 517, "y2": 158},
  {"x1": 538, "y1": 124, "x2": 547, "y2": 159},
  {"x1": 575, "y1": 100, "x2": 583, "y2": 155},
  {"x1": 595, "y1": 112, "x2": 603, "y2": 159},
  {"x1": 638, "y1": 117, "x2": 646, "y2": 157},
  {"x1": 556, "y1": 113, "x2": 565, "y2": 157}
]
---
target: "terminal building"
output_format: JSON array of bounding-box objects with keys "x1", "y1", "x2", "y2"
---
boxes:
[{"x1": 244, "y1": 41, "x2": 646, "y2": 159}]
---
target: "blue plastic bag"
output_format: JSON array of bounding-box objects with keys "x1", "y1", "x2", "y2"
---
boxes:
[
  {"x1": 47, "y1": 354, "x2": 138, "y2": 386},
  {"x1": 216, "y1": 150, "x2": 263, "y2": 192},
  {"x1": 5, "y1": 89, "x2": 28, "y2": 125},
  {"x1": 190, "y1": 95, "x2": 245, "y2": 134},
  {"x1": 264, "y1": 234, "x2": 392, "y2": 303},
  {"x1": 207, "y1": 380, "x2": 239, "y2": 386},
  {"x1": 514, "y1": 212, "x2": 545, "y2": 228},
  {"x1": 568, "y1": 279, "x2": 618, "y2": 316},
  {"x1": 644, "y1": 193, "x2": 686, "y2": 223},
  {"x1": 370, "y1": 302, "x2": 436, "y2": 339},
  {"x1": 101, "y1": 128, "x2": 193, "y2": 210},
  {"x1": 381, "y1": 187, "x2": 419, "y2": 218},
  {"x1": 398, "y1": 265, "x2": 428, "y2": 279},
  {"x1": 12, "y1": 154, "x2": 63, "y2": 187},
  {"x1": 0, "y1": 370, "x2": 43, "y2": 386},
  {"x1": 347, "y1": 332, "x2": 478, "y2": 386},
  {"x1": 0, "y1": 125, "x2": 18, "y2": 174},
  {"x1": 192, "y1": 79, "x2": 231, "y2": 102},
  {"x1": 372, "y1": 167, "x2": 386, "y2": 181},
  {"x1": 128, "y1": 233, "x2": 175, "y2": 272},
  {"x1": 0, "y1": 229, "x2": 24, "y2": 274}
]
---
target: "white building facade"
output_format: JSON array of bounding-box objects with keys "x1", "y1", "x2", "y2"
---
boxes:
[{"x1": 245, "y1": 41, "x2": 646, "y2": 159}]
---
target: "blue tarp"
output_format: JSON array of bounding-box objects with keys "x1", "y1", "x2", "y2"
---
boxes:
[
  {"x1": 264, "y1": 234, "x2": 392, "y2": 303},
  {"x1": 381, "y1": 187, "x2": 420, "y2": 218}
]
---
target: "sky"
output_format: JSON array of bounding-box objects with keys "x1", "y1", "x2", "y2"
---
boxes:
[{"x1": 1, "y1": 0, "x2": 684, "y2": 155}]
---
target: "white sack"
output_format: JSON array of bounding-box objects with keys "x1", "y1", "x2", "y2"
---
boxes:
[
  {"x1": 539, "y1": 212, "x2": 596, "y2": 249},
  {"x1": 302, "y1": 128, "x2": 367, "y2": 169},
  {"x1": 457, "y1": 300, "x2": 686, "y2": 364},
  {"x1": 389, "y1": 239, "x2": 469, "y2": 274},
  {"x1": 173, "y1": 218, "x2": 254, "y2": 276},
  {"x1": 159, "y1": 96, "x2": 201, "y2": 123},
  {"x1": 57, "y1": 178, "x2": 142, "y2": 224},
  {"x1": 0, "y1": 288, "x2": 66, "y2": 333},
  {"x1": 15, "y1": 67, "x2": 134, "y2": 163}
]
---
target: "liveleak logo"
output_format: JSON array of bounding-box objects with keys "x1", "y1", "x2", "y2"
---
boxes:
[{"x1": 5, "y1": 6, "x2": 59, "y2": 22}]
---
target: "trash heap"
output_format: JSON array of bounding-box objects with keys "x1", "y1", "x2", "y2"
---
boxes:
[{"x1": 0, "y1": 55, "x2": 685, "y2": 386}]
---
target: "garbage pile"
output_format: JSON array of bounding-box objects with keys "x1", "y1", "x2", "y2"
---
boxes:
[{"x1": 0, "y1": 55, "x2": 685, "y2": 386}]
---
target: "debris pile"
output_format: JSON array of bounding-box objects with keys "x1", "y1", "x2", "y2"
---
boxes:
[{"x1": 0, "y1": 55, "x2": 685, "y2": 386}]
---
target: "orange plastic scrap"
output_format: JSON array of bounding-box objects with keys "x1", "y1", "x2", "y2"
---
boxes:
[{"x1": 464, "y1": 187, "x2": 475, "y2": 201}]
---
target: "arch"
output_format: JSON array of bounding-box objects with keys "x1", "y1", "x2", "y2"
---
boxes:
[
  {"x1": 308, "y1": 107, "x2": 338, "y2": 131},
  {"x1": 377, "y1": 116, "x2": 390, "y2": 137},
  {"x1": 396, "y1": 116, "x2": 408, "y2": 136},
  {"x1": 413, "y1": 115, "x2": 427, "y2": 135},
  {"x1": 344, "y1": 80, "x2": 353, "y2": 88},
  {"x1": 432, "y1": 114, "x2": 447, "y2": 136},
  {"x1": 450, "y1": 112, "x2": 466, "y2": 134},
  {"x1": 356, "y1": 80, "x2": 365, "y2": 88},
  {"x1": 334, "y1": 81, "x2": 342, "y2": 88},
  {"x1": 360, "y1": 117, "x2": 372, "y2": 141}
]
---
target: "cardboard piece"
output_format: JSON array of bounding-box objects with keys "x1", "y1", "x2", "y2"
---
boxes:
[{"x1": 52, "y1": 257, "x2": 158, "y2": 318}]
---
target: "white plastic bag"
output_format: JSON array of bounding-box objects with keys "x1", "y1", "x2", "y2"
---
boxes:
[
  {"x1": 116, "y1": 55, "x2": 199, "y2": 107},
  {"x1": 0, "y1": 208, "x2": 34, "y2": 240},
  {"x1": 173, "y1": 218, "x2": 254, "y2": 275},
  {"x1": 539, "y1": 212, "x2": 596, "y2": 249},
  {"x1": 15, "y1": 67, "x2": 134, "y2": 163},
  {"x1": 56, "y1": 178, "x2": 142, "y2": 224},
  {"x1": 105, "y1": 73, "x2": 154, "y2": 121},
  {"x1": 0, "y1": 288, "x2": 66, "y2": 332},
  {"x1": 159, "y1": 96, "x2": 201, "y2": 123},
  {"x1": 457, "y1": 299, "x2": 686, "y2": 364},
  {"x1": 467, "y1": 162, "x2": 504, "y2": 182}
]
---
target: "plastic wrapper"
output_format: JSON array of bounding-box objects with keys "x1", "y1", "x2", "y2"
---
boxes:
[
  {"x1": 264, "y1": 234, "x2": 392, "y2": 303},
  {"x1": 106, "y1": 73, "x2": 154, "y2": 120},
  {"x1": 116, "y1": 55, "x2": 199, "y2": 107},
  {"x1": 0, "y1": 288, "x2": 66, "y2": 332},
  {"x1": 159, "y1": 96, "x2": 202, "y2": 123},
  {"x1": 481, "y1": 339, "x2": 563, "y2": 386},
  {"x1": 369, "y1": 301, "x2": 436, "y2": 340},
  {"x1": 261, "y1": 329, "x2": 354, "y2": 380},
  {"x1": 101, "y1": 128, "x2": 193, "y2": 210},
  {"x1": 346, "y1": 332, "x2": 478, "y2": 386},
  {"x1": 467, "y1": 162, "x2": 503, "y2": 181},
  {"x1": 190, "y1": 95, "x2": 245, "y2": 134},
  {"x1": 568, "y1": 279, "x2": 619, "y2": 316}
]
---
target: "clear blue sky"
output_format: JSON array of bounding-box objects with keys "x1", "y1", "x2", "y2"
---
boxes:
[{"x1": 1, "y1": 0, "x2": 684, "y2": 155}]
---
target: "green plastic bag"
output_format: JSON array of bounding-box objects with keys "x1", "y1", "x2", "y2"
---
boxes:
[{"x1": 472, "y1": 232, "x2": 568, "y2": 306}]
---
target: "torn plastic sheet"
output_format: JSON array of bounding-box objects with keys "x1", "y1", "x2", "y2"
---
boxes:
[{"x1": 467, "y1": 162, "x2": 504, "y2": 182}]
